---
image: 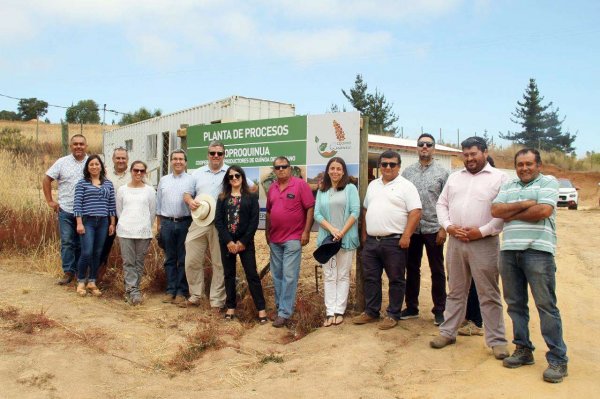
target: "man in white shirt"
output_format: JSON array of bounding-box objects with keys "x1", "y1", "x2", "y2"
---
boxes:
[
  {"x1": 43, "y1": 134, "x2": 88, "y2": 285},
  {"x1": 352, "y1": 150, "x2": 422, "y2": 330}
]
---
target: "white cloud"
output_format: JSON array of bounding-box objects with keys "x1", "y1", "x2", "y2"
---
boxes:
[{"x1": 3, "y1": 0, "x2": 462, "y2": 68}]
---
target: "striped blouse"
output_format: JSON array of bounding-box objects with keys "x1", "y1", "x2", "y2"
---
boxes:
[{"x1": 73, "y1": 178, "x2": 117, "y2": 217}]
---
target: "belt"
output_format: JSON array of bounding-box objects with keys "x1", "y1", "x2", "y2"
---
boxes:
[
  {"x1": 368, "y1": 234, "x2": 401, "y2": 241},
  {"x1": 161, "y1": 216, "x2": 192, "y2": 222}
]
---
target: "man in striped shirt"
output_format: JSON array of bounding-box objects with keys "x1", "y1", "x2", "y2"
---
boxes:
[{"x1": 491, "y1": 148, "x2": 568, "y2": 383}]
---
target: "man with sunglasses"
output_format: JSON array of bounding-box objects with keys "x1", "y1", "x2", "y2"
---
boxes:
[
  {"x1": 99, "y1": 147, "x2": 130, "y2": 281},
  {"x1": 431, "y1": 136, "x2": 509, "y2": 361},
  {"x1": 182, "y1": 141, "x2": 254, "y2": 310},
  {"x1": 266, "y1": 156, "x2": 315, "y2": 328},
  {"x1": 400, "y1": 134, "x2": 449, "y2": 326},
  {"x1": 353, "y1": 150, "x2": 422, "y2": 330}
]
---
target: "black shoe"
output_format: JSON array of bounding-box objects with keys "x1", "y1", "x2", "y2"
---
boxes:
[
  {"x1": 503, "y1": 346, "x2": 535, "y2": 368},
  {"x1": 543, "y1": 363, "x2": 568, "y2": 383},
  {"x1": 56, "y1": 272, "x2": 74, "y2": 285},
  {"x1": 433, "y1": 312, "x2": 444, "y2": 326},
  {"x1": 400, "y1": 308, "x2": 419, "y2": 320}
]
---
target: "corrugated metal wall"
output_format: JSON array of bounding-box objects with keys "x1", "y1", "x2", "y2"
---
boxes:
[{"x1": 103, "y1": 96, "x2": 295, "y2": 185}]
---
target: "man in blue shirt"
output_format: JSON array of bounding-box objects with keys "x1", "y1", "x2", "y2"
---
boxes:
[{"x1": 156, "y1": 150, "x2": 195, "y2": 304}]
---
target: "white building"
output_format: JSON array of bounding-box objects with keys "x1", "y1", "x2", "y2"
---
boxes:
[{"x1": 103, "y1": 96, "x2": 295, "y2": 185}]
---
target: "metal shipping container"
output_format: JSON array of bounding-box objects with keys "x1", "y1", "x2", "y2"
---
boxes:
[{"x1": 103, "y1": 96, "x2": 295, "y2": 186}]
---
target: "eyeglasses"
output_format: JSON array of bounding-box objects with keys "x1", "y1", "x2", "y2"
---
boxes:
[
  {"x1": 273, "y1": 165, "x2": 290, "y2": 170},
  {"x1": 228, "y1": 173, "x2": 241, "y2": 180},
  {"x1": 209, "y1": 151, "x2": 224, "y2": 157},
  {"x1": 132, "y1": 169, "x2": 146, "y2": 174},
  {"x1": 380, "y1": 162, "x2": 398, "y2": 169},
  {"x1": 417, "y1": 141, "x2": 434, "y2": 148}
]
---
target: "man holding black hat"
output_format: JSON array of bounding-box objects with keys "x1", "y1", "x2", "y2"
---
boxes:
[{"x1": 353, "y1": 150, "x2": 422, "y2": 330}]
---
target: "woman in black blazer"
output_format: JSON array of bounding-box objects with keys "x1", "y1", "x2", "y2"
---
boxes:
[{"x1": 215, "y1": 165, "x2": 267, "y2": 323}]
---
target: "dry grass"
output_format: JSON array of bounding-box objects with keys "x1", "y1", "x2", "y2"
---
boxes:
[
  {"x1": 0, "y1": 305, "x2": 56, "y2": 334},
  {"x1": 167, "y1": 319, "x2": 223, "y2": 372}
]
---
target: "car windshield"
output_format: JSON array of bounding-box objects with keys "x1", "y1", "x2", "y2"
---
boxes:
[{"x1": 559, "y1": 179, "x2": 574, "y2": 188}]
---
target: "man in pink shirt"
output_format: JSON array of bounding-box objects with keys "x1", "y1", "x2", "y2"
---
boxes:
[
  {"x1": 266, "y1": 156, "x2": 315, "y2": 328},
  {"x1": 431, "y1": 137, "x2": 510, "y2": 360}
]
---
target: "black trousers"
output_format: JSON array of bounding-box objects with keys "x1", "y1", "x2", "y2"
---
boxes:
[
  {"x1": 466, "y1": 279, "x2": 483, "y2": 327},
  {"x1": 220, "y1": 241, "x2": 266, "y2": 311},
  {"x1": 361, "y1": 236, "x2": 407, "y2": 320},
  {"x1": 405, "y1": 232, "x2": 447, "y2": 314}
]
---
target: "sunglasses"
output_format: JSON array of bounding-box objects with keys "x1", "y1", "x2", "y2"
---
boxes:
[
  {"x1": 417, "y1": 141, "x2": 434, "y2": 148},
  {"x1": 209, "y1": 151, "x2": 224, "y2": 157},
  {"x1": 227, "y1": 173, "x2": 241, "y2": 180},
  {"x1": 132, "y1": 169, "x2": 146, "y2": 174},
  {"x1": 380, "y1": 162, "x2": 398, "y2": 169},
  {"x1": 273, "y1": 165, "x2": 290, "y2": 170}
]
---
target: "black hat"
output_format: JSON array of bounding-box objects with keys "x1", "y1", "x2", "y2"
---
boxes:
[{"x1": 313, "y1": 235, "x2": 342, "y2": 264}]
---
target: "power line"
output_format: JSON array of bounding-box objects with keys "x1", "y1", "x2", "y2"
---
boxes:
[{"x1": 0, "y1": 92, "x2": 131, "y2": 116}]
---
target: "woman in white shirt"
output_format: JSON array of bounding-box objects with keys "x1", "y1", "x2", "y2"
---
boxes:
[{"x1": 116, "y1": 161, "x2": 156, "y2": 305}]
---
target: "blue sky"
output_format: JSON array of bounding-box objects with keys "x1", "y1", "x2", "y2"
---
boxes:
[{"x1": 1, "y1": 0, "x2": 598, "y2": 155}]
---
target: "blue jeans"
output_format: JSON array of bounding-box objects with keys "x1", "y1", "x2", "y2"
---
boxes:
[
  {"x1": 499, "y1": 249, "x2": 568, "y2": 365},
  {"x1": 161, "y1": 218, "x2": 191, "y2": 297},
  {"x1": 77, "y1": 216, "x2": 109, "y2": 282},
  {"x1": 269, "y1": 240, "x2": 302, "y2": 319},
  {"x1": 58, "y1": 209, "x2": 80, "y2": 274}
]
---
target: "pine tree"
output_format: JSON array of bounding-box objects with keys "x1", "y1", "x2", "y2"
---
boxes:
[
  {"x1": 501, "y1": 78, "x2": 576, "y2": 153},
  {"x1": 342, "y1": 74, "x2": 399, "y2": 136}
]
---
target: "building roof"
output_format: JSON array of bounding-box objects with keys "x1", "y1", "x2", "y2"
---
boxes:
[{"x1": 368, "y1": 134, "x2": 462, "y2": 155}]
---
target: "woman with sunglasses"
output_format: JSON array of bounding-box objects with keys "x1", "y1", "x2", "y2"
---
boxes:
[
  {"x1": 214, "y1": 165, "x2": 268, "y2": 323},
  {"x1": 314, "y1": 157, "x2": 360, "y2": 326},
  {"x1": 115, "y1": 161, "x2": 156, "y2": 305},
  {"x1": 73, "y1": 154, "x2": 116, "y2": 297}
]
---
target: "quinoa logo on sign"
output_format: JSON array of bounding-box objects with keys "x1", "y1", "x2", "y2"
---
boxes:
[{"x1": 316, "y1": 120, "x2": 348, "y2": 158}]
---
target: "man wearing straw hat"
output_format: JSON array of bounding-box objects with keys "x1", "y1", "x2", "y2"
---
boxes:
[{"x1": 182, "y1": 141, "x2": 254, "y2": 311}]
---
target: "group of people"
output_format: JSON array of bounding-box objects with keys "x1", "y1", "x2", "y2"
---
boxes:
[{"x1": 44, "y1": 134, "x2": 568, "y2": 384}]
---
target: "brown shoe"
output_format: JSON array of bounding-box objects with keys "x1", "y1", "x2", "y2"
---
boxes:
[
  {"x1": 178, "y1": 299, "x2": 200, "y2": 308},
  {"x1": 352, "y1": 312, "x2": 379, "y2": 325},
  {"x1": 493, "y1": 345, "x2": 510, "y2": 360},
  {"x1": 378, "y1": 316, "x2": 398, "y2": 330},
  {"x1": 172, "y1": 295, "x2": 186, "y2": 305},
  {"x1": 458, "y1": 320, "x2": 484, "y2": 336},
  {"x1": 76, "y1": 282, "x2": 87, "y2": 297},
  {"x1": 161, "y1": 293, "x2": 175, "y2": 303},
  {"x1": 430, "y1": 335, "x2": 456, "y2": 349},
  {"x1": 57, "y1": 272, "x2": 74, "y2": 285},
  {"x1": 272, "y1": 316, "x2": 289, "y2": 328}
]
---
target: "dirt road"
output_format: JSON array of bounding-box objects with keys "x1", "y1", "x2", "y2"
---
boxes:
[{"x1": 1, "y1": 209, "x2": 599, "y2": 399}]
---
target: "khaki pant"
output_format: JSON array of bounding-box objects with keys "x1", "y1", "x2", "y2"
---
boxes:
[
  {"x1": 184, "y1": 223, "x2": 225, "y2": 307},
  {"x1": 439, "y1": 236, "x2": 507, "y2": 347}
]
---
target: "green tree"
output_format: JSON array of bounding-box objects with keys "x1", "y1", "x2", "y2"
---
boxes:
[
  {"x1": 342, "y1": 74, "x2": 399, "y2": 136},
  {"x1": 501, "y1": 78, "x2": 576, "y2": 152},
  {"x1": 65, "y1": 99, "x2": 101, "y2": 124},
  {"x1": 544, "y1": 107, "x2": 576, "y2": 154},
  {"x1": 0, "y1": 110, "x2": 19, "y2": 120},
  {"x1": 17, "y1": 97, "x2": 48, "y2": 121},
  {"x1": 119, "y1": 107, "x2": 162, "y2": 125}
]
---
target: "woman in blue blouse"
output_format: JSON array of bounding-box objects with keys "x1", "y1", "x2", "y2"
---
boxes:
[
  {"x1": 73, "y1": 155, "x2": 116, "y2": 297},
  {"x1": 314, "y1": 157, "x2": 360, "y2": 327}
]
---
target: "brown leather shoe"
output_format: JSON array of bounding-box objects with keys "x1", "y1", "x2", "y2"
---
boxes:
[
  {"x1": 161, "y1": 293, "x2": 175, "y2": 303},
  {"x1": 378, "y1": 316, "x2": 398, "y2": 330},
  {"x1": 57, "y1": 272, "x2": 74, "y2": 285},
  {"x1": 272, "y1": 316, "x2": 289, "y2": 328},
  {"x1": 172, "y1": 295, "x2": 186, "y2": 305},
  {"x1": 430, "y1": 335, "x2": 456, "y2": 349},
  {"x1": 86, "y1": 283, "x2": 102, "y2": 297},
  {"x1": 178, "y1": 299, "x2": 201, "y2": 308},
  {"x1": 352, "y1": 312, "x2": 379, "y2": 325}
]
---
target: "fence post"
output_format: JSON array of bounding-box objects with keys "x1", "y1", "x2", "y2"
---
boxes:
[{"x1": 355, "y1": 116, "x2": 369, "y2": 313}]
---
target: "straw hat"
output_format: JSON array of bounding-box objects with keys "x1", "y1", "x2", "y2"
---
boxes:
[{"x1": 191, "y1": 193, "x2": 216, "y2": 227}]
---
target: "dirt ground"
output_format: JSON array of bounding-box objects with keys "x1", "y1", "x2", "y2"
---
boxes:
[{"x1": 1, "y1": 209, "x2": 599, "y2": 399}]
